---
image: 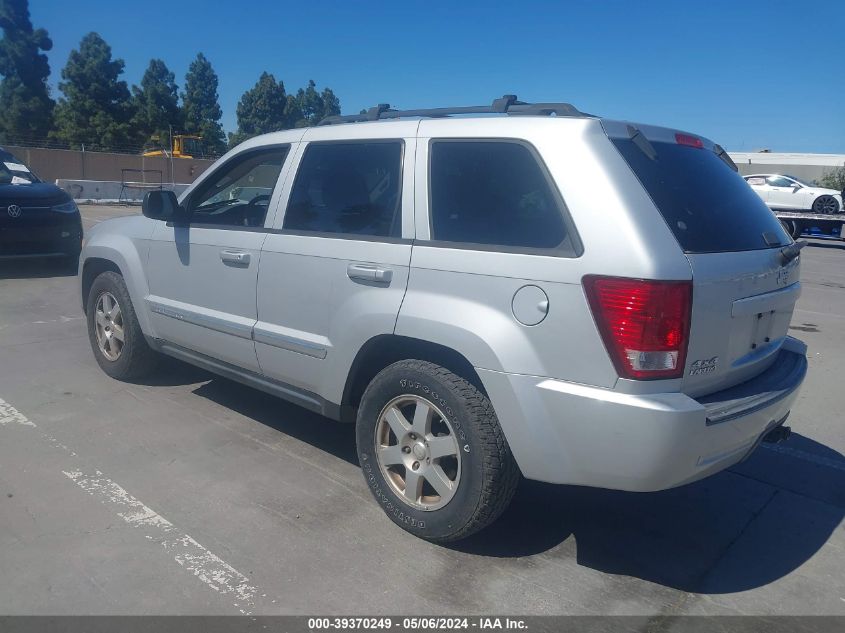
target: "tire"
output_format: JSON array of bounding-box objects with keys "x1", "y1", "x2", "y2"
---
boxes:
[
  {"x1": 812, "y1": 195, "x2": 840, "y2": 214},
  {"x1": 356, "y1": 359, "x2": 519, "y2": 542},
  {"x1": 86, "y1": 271, "x2": 158, "y2": 380},
  {"x1": 780, "y1": 219, "x2": 795, "y2": 237}
]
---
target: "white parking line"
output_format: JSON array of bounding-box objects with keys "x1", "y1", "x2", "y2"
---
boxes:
[
  {"x1": 0, "y1": 397, "x2": 261, "y2": 614},
  {"x1": 0, "y1": 398, "x2": 36, "y2": 427},
  {"x1": 63, "y1": 469, "x2": 258, "y2": 611}
]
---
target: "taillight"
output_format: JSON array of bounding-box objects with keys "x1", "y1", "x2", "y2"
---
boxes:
[
  {"x1": 675, "y1": 133, "x2": 703, "y2": 149},
  {"x1": 583, "y1": 276, "x2": 692, "y2": 380}
]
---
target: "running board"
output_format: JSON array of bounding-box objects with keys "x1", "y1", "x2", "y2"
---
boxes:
[{"x1": 156, "y1": 341, "x2": 342, "y2": 421}]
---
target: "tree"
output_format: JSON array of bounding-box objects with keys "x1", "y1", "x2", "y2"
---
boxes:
[
  {"x1": 132, "y1": 58, "x2": 181, "y2": 149},
  {"x1": 51, "y1": 32, "x2": 138, "y2": 151},
  {"x1": 0, "y1": 0, "x2": 54, "y2": 142},
  {"x1": 183, "y1": 53, "x2": 226, "y2": 156},
  {"x1": 229, "y1": 71, "x2": 288, "y2": 147},
  {"x1": 819, "y1": 167, "x2": 845, "y2": 193},
  {"x1": 293, "y1": 80, "x2": 341, "y2": 127}
]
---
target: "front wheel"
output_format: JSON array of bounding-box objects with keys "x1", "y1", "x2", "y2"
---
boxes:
[
  {"x1": 356, "y1": 359, "x2": 520, "y2": 542},
  {"x1": 86, "y1": 271, "x2": 158, "y2": 380},
  {"x1": 813, "y1": 195, "x2": 840, "y2": 214}
]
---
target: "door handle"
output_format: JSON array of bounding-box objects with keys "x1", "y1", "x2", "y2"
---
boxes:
[
  {"x1": 347, "y1": 263, "x2": 393, "y2": 284},
  {"x1": 220, "y1": 250, "x2": 251, "y2": 265}
]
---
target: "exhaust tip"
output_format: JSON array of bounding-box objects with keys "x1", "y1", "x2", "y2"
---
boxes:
[{"x1": 762, "y1": 425, "x2": 792, "y2": 445}]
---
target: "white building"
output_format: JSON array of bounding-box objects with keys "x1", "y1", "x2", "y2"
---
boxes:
[{"x1": 729, "y1": 152, "x2": 845, "y2": 184}]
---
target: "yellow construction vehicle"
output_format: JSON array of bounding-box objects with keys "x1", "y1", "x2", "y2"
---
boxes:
[{"x1": 142, "y1": 134, "x2": 204, "y2": 159}]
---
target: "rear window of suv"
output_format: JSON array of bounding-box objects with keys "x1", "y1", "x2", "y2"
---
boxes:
[{"x1": 611, "y1": 138, "x2": 790, "y2": 253}]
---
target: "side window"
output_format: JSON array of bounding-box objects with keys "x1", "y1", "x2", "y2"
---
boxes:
[
  {"x1": 746, "y1": 177, "x2": 766, "y2": 186},
  {"x1": 186, "y1": 147, "x2": 289, "y2": 227},
  {"x1": 429, "y1": 140, "x2": 575, "y2": 253},
  {"x1": 283, "y1": 141, "x2": 403, "y2": 237},
  {"x1": 767, "y1": 176, "x2": 793, "y2": 188}
]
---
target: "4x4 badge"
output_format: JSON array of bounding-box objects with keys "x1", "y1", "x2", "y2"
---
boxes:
[{"x1": 690, "y1": 357, "x2": 718, "y2": 375}]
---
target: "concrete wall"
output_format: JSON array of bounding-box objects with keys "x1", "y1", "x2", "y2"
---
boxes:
[
  {"x1": 2, "y1": 145, "x2": 216, "y2": 185},
  {"x1": 56, "y1": 179, "x2": 191, "y2": 203}
]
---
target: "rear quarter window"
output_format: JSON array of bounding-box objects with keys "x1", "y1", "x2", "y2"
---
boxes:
[
  {"x1": 428, "y1": 140, "x2": 580, "y2": 255},
  {"x1": 612, "y1": 138, "x2": 790, "y2": 253}
]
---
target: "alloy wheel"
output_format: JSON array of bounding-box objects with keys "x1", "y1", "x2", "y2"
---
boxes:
[
  {"x1": 374, "y1": 395, "x2": 461, "y2": 511},
  {"x1": 94, "y1": 291, "x2": 125, "y2": 361}
]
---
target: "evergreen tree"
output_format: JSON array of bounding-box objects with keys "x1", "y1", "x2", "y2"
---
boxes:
[
  {"x1": 183, "y1": 53, "x2": 226, "y2": 156},
  {"x1": 229, "y1": 71, "x2": 288, "y2": 147},
  {"x1": 0, "y1": 0, "x2": 54, "y2": 142},
  {"x1": 52, "y1": 32, "x2": 138, "y2": 151},
  {"x1": 132, "y1": 58, "x2": 181, "y2": 149},
  {"x1": 284, "y1": 94, "x2": 303, "y2": 129},
  {"x1": 320, "y1": 86, "x2": 340, "y2": 122},
  {"x1": 293, "y1": 80, "x2": 341, "y2": 127}
]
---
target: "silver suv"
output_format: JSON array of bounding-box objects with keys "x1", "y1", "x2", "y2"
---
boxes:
[{"x1": 80, "y1": 96, "x2": 807, "y2": 541}]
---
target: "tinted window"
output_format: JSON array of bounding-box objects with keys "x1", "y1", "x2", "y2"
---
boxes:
[
  {"x1": 429, "y1": 141, "x2": 573, "y2": 251},
  {"x1": 187, "y1": 147, "x2": 288, "y2": 227},
  {"x1": 612, "y1": 139, "x2": 790, "y2": 253},
  {"x1": 284, "y1": 142, "x2": 403, "y2": 237}
]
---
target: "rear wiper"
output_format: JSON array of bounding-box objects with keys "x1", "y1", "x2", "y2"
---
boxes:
[
  {"x1": 779, "y1": 240, "x2": 807, "y2": 265},
  {"x1": 627, "y1": 125, "x2": 657, "y2": 160}
]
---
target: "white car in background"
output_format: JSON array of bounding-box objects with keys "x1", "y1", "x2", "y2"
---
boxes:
[{"x1": 744, "y1": 174, "x2": 842, "y2": 214}]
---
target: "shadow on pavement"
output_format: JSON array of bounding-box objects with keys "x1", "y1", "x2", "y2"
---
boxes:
[
  {"x1": 192, "y1": 375, "x2": 359, "y2": 466},
  {"x1": 454, "y1": 433, "x2": 843, "y2": 594},
  {"x1": 132, "y1": 355, "x2": 215, "y2": 387},
  {"x1": 135, "y1": 364, "x2": 844, "y2": 596},
  {"x1": 0, "y1": 258, "x2": 77, "y2": 279}
]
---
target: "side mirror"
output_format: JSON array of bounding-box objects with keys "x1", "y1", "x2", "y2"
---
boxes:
[
  {"x1": 142, "y1": 190, "x2": 188, "y2": 224},
  {"x1": 792, "y1": 184, "x2": 802, "y2": 192}
]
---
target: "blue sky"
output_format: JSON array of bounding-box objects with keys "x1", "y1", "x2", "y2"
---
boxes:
[{"x1": 31, "y1": 0, "x2": 845, "y2": 152}]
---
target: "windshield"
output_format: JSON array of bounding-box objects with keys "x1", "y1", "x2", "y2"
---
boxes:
[
  {"x1": 611, "y1": 138, "x2": 790, "y2": 253},
  {"x1": 0, "y1": 152, "x2": 39, "y2": 184}
]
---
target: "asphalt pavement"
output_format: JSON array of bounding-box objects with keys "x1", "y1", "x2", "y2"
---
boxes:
[{"x1": 0, "y1": 204, "x2": 842, "y2": 615}]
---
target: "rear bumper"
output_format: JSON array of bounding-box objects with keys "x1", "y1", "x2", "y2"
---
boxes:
[{"x1": 479, "y1": 337, "x2": 807, "y2": 491}]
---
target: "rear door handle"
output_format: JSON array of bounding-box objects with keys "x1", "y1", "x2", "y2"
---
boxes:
[
  {"x1": 220, "y1": 250, "x2": 251, "y2": 265},
  {"x1": 347, "y1": 263, "x2": 393, "y2": 284}
]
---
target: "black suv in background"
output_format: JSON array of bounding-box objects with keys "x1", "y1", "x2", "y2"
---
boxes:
[{"x1": 0, "y1": 148, "x2": 82, "y2": 266}]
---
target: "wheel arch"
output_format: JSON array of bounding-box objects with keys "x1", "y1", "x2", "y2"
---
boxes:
[
  {"x1": 81, "y1": 258, "x2": 122, "y2": 314},
  {"x1": 341, "y1": 334, "x2": 486, "y2": 422},
  {"x1": 80, "y1": 240, "x2": 154, "y2": 336}
]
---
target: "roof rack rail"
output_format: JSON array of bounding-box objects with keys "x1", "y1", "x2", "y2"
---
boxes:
[{"x1": 318, "y1": 94, "x2": 588, "y2": 126}]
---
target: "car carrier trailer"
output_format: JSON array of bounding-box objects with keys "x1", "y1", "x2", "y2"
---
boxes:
[{"x1": 775, "y1": 210, "x2": 845, "y2": 240}]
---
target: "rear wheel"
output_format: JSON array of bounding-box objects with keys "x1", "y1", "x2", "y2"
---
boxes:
[
  {"x1": 356, "y1": 359, "x2": 519, "y2": 542},
  {"x1": 86, "y1": 271, "x2": 158, "y2": 380},
  {"x1": 813, "y1": 195, "x2": 840, "y2": 214}
]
